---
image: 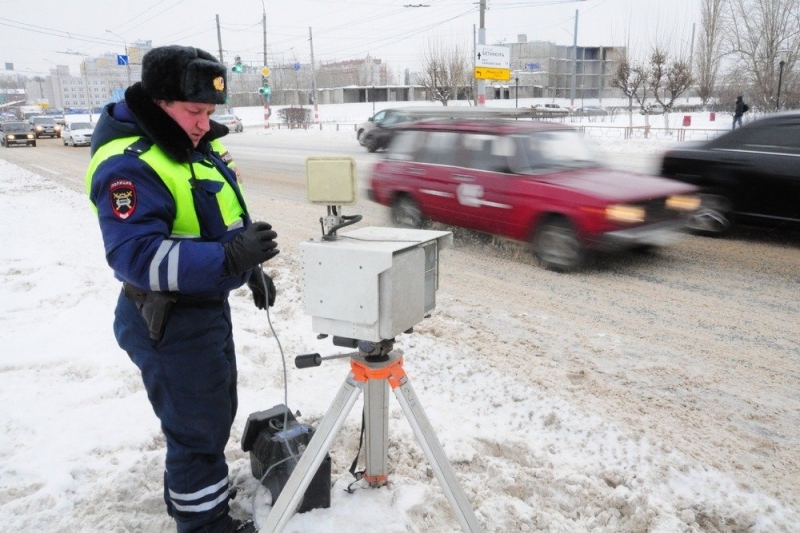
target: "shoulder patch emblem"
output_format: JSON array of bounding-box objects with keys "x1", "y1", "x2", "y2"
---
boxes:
[
  {"x1": 109, "y1": 179, "x2": 137, "y2": 220},
  {"x1": 220, "y1": 151, "x2": 233, "y2": 164}
]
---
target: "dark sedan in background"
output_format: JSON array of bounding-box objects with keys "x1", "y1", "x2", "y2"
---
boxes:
[
  {"x1": 360, "y1": 111, "x2": 411, "y2": 152},
  {"x1": 660, "y1": 112, "x2": 800, "y2": 235},
  {"x1": 0, "y1": 122, "x2": 36, "y2": 147}
]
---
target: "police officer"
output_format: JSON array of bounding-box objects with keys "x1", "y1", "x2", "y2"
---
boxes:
[{"x1": 86, "y1": 45, "x2": 275, "y2": 533}]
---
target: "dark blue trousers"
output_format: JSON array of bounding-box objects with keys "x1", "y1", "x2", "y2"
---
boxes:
[{"x1": 115, "y1": 292, "x2": 238, "y2": 533}]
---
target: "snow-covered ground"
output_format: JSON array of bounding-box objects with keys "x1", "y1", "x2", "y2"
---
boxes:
[{"x1": 2, "y1": 101, "x2": 795, "y2": 532}]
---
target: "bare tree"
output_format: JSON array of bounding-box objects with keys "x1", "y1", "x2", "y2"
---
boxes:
[
  {"x1": 610, "y1": 55, "x2": 648, "y2": 126},
  {"x1": 722, "y1": 0, "x2": 800, "y2": 109},
  {"x1": 648, "y1": 47, "x2": 694, "y2": 111},
  {"x1": 697, "y1": 0, "x2": 728, "y2": 105},
  {"x1": 0, "y1": 73, "x2": 28, "y2": 90},
  {"x1": 417, "y1": 39, "x2": 471, "y2": 106}
]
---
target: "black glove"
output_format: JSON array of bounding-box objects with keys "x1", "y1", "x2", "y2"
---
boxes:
[
  {"x1": 247, "y1": 268, "x2": 276, "y2": 309},
  {"x1": 224, "y1": 222, "x2": 279, "y2": 276}
]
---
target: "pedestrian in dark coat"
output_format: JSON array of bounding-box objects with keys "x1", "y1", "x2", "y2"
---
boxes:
[
  {"x1": 86, "y1": 45, "x2": 277, "y2": 533},
  {"x1": 733, "y1": 95, "x2": 748, "y2": 129}
]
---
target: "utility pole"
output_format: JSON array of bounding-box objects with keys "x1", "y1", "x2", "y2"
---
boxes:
[
  {"x1": 105, "y1": 30, "x2": 131, "y2": 88},
  {"x1": 477, "y1": 0, "x2": 486, "y2": 106},
  {"x1": 689, "y1": 23, "x2": 696, "y2": 78},
  {"x1": 263, "y1": 8, "x2": 267, "y2": 67},
  {"x1": 44, "y1": 60, "x2": 62, "y2": 110},
  {"x1": 571, "y1": 9, "x2": 579, "y2": 108},
  {"x1": 309, "y1": 27, "x2": 319, "y2": 122},
  {"x1": 262, "y1": 3, "x2": 270, "y2": 128},
  {"x1": 61, "y1": 51, "x2": 93, "y2": 123},
  {"x1": 216, "y1": 14, "x2": 224, "y2": 63}
]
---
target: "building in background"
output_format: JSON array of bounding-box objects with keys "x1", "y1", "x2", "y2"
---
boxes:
[
  {"x1": 22, "y1": 40, "x2": 152, "y2": 114},
  {"x1": 14, "y1": 36, "x2": 625, "y2": 112},
  {"x1": 500, "y1": 35, "x2": 625, "y2": 102}
]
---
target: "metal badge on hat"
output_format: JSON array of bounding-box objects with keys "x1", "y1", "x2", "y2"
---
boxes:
[{"x1": 213, "y1": 76, "x2": 225, "y2": 92}]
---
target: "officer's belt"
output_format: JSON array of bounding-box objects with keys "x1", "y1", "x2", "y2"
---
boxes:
[{"x1": 122, "y1": 282, "x2": 226, "y2": 307}]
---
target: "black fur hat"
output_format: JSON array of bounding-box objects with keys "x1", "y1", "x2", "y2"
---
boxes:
[{"x1": 141, "y1": 45, "x2": 227, "y2": 104}]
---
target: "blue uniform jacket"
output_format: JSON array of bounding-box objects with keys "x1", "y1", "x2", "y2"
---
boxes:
[{"x1": 88, "y1": 84, "x2": 251, "y2": 299}]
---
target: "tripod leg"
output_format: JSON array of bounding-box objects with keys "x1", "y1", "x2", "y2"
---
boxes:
[
  {"x1": 261, "y1": 373, "x2": 364, "y2": 532},
  {"x1": 364, "y1": 377, "x2": 389, "y2": 485},
  {"x1": 393, "y1": 376, "x2": 483, "y2": 533}
]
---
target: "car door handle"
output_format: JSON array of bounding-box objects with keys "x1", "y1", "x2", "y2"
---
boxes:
[
  {"x1": 452, "y1": 174, "x2": 475, "y2": 182},
  {"x1": 407, "y1": 167, "x2": 426, "y2": 175}
]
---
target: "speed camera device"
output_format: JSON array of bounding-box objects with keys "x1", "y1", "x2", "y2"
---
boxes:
[
  {"x1": 248, "y1": 159, "x2": 482, "y2": 533},
  {"x1": 301, "y1": 157, "x2": 452, "y2": 342}
]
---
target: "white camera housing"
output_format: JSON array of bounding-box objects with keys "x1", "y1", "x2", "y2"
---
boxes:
[{"x1": 301, "y1": 227, "x2": 452, "y2": 342}]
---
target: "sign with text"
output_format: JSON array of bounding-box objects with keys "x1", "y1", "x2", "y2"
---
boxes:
[
  {"x1": 474, "y1": 67, "x2": 511, "y2": 81},
  {"x1": 475, "y1": 45, "x2": 510, "y2": 69}
]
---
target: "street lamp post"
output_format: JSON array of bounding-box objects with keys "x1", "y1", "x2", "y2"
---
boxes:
[
  {"x1": 106, "y1": 29, "x2": 132, "y2": 88},
  {"x1": 61, "y1": 51, "x2": 93, "y2": 123},
  {"x1": 571, "y1": 9, "x2": 579, "y2": 108},
  {"x1": 776, "y1": 50, "x2": 788, "y2": 111},
  {"x1": 44, "y1": 59, "x2": 62, "y2": 110}
]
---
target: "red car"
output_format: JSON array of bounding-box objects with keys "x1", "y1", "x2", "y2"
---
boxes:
[{"x1": 368, "y1": 119, "x2": 700, "y2": 271}]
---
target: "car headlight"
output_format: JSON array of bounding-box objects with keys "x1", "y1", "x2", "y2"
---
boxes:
[
  {"x1": 27, "y1": 134, "x2": 34, "y2": 139},
  {"x1": 7, "y1": 135, "x2": 15, "y2": 140},
  {"x1": 35, "y1": 126, "x2": 43, "y2": 131},
  {"x1": 606, "y1": 204, "x2": 645, "y2": 223},
  {"x1": 666, "y1": 195, "x2": 701, "y2": 211}
]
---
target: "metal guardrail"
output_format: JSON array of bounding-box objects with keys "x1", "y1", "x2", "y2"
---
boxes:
[{"x1": 267, "y1": 120, "x2": 729, "y2": 143}]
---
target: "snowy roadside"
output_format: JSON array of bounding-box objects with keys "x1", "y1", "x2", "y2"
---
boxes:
[{"x1": 1, "y1": 155, "x2": 798, "y2": 532}]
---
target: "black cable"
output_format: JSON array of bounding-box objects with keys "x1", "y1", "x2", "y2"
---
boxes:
[
  {"x1": 250, "y1": 266, "x2": 303, "y2": 531},
  {"x1": 322, "y1": 214, "x2": 363, "y2": 240}
]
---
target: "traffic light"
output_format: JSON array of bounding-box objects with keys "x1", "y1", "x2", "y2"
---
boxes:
[
  {"x1": 259, "y1": 78, "x2": 272, "y2": 102},
  {"x1": 232, "y1": 56, "x2": 243, "y2": 73}
]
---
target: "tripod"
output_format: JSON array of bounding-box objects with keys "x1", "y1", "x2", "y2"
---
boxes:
[{"x1": 260, "y1": 348, "x2": 483, "y2": 532}]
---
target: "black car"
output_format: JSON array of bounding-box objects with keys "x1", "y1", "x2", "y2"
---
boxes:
[
  {"x1": 659, "y1": 112, "x2": 800, "y2": 235},
  {"x1": 0, "y1": 121, "x2": 36, "y2": 147},
  {"x1": 29, "y1": 116, "x2": 62, "y2": 138},
  {"x1": 360, "y1": 111, "x2": 411, "y2": 152}
]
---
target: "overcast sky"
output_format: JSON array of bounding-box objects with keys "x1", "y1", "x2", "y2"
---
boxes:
[{"x1": 1, "y1": 0, "x2": 700, "y2": 78}]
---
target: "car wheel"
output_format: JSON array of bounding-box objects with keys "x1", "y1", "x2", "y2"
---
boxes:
[
  {"x1": 357, "y1": 129, "x2": 365, "y2": 145},
  {"x1": 391, "y1": 195, "x2": 424, "y2": 229},
  {"x1": 31, "y1": 142, "x2": 37, "y2": 147},
  {"x1": 533, "y1": 217, "x2": 584, "y2": 272},
  {"x1": 365, "y1": 136, "x2": 378, "y2": 153},
  {"x1": 686, "y1": 193, "x2": 733, "y2": 235}
]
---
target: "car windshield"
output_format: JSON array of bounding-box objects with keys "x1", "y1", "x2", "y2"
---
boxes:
[
  {"x1": 70, "y1": 123, "x2": 93, "y2": 130},
  {"x1": 32, "y1": 117, "x2": 55, "y2": 124},
  {"x1": 3, "y1": 123, "x2": 30, "y2": 132},
  {"x1": 512, "y1": 129, "x2": 600, "y2": 173},
  {"x1": 213, "y1": 115, "x2": 235, "y2": 121}
]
